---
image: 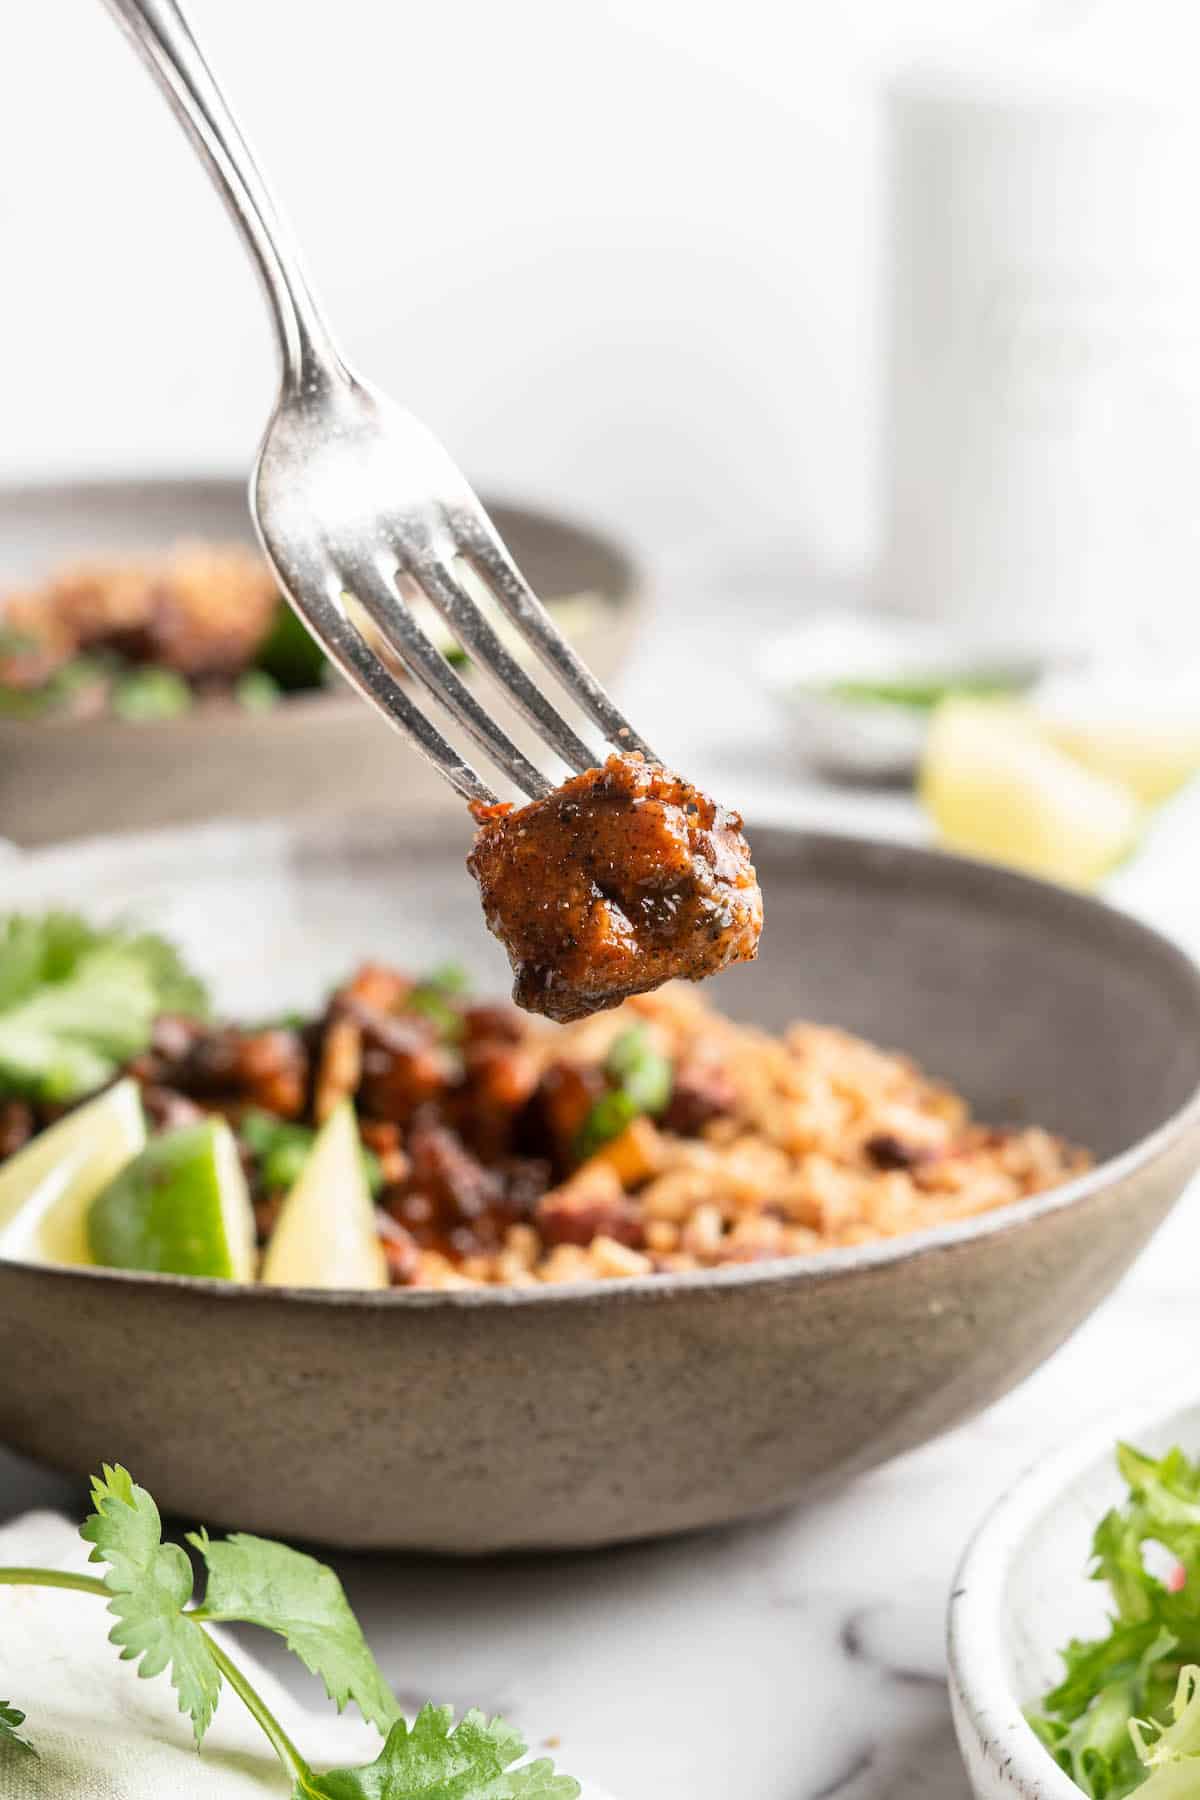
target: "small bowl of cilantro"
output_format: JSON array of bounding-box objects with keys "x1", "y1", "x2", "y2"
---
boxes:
[
  {"x1": 0, "y1": 475, "x2": 641, "y2": 845},
  {"x1": 757, "y1": 611, "x2": 1041, "y2": 782},
  {"x1": 950, "y1": 1388, "x2": 1200, "y2": 1798}
]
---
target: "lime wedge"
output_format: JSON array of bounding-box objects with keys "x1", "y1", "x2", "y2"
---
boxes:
[
  {"x1": 1040, "y1": 715, "x2": 1200, "y2": 807},
  {"x1": 87, "y1": 1118, "x2": 255, "y2": 1280},
  {"x1": 261, "y1": 1100, "x2": 387, "y2": 1290},
  {"x1": 1030, "y1": 672, "x2": 1200, "y2": 807},
  {"x1": 920, "y1": 701, "x2": 1141, "y2": 888},
  {"x1": 0, "y1": 1077, "x2": 146, "y2": 1265}
]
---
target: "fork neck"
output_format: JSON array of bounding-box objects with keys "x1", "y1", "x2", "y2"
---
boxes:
[
  {"x1": 231, "y1": 230, "x2": 347, "y2": 395},
  {"x1": 263, "y1": 279, "x2": 347, "y2": 398}
]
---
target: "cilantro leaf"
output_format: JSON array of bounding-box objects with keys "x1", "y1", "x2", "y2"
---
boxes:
[
  {"x1": 236, "y1": 670, "x2": 283, "y2": 713},
  {"x1": 239, "y1": 1110, "x2": 317, "y2": 1191},
  {"x1": 420, "y1": 963, "x2": 471, "y2": 998},
  {"x1": 111, "y1": 669, "x2": 193, "y2": 722},
  {"x1": 577, "y1": 1024, "x2": 673, "y2": 1158},
  {"x1": 11, "y1": 1467, "x2": 580, "y2": 1800},
  {"x1": 190, "y1": 1530, "x2": 399, "y2": 1734},
  {"x1": 604, "y1": 1026, "x2": 672, "y2": 1116},
  {"x1": 0, "y1": 912, "x2": 208, "y2": 1102},
  {"x1": 304, "y1": 1705, "x2": 579, "y2": 1799},
  {"x1": 823, "y1": 672, "x2": 1030, "y2": 711},
  {"x1": 405, "y1": 965, "x2": 470, "y2": 1043},
  {"x1": 0, "y1": 1701, "x2": 35, "y2": 1758},
  {"x1": 79, "y1": 1464, "x2": 221, "y2": 1744},
  {"x1": 0, "y1": 914, "x2": 205, "y2": 1020},
  {"x1": 239, "y1": 1109, "x2": 382, "y2": 1197}
]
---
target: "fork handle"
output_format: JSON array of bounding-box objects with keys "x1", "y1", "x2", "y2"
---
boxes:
[{"x1": 102, "y1": 0, "x2": 343, "y2": 384}]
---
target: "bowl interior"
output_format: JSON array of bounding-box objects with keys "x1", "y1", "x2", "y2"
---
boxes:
[
  {"x1": 6, "y1": 817, "x2": 1200, "y2": 1167},
  {"x1": 6, "y1": 821, "x2": 1200, "y2": 1556}
]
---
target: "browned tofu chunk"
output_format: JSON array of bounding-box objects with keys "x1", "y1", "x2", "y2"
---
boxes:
[{"x1": 467, "y1": 752, "x2": 762, "y2": 1023}]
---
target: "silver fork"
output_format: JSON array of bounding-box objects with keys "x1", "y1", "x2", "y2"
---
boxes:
[{"x1": 102, "y1": 0, "x2": 656, "y2": 807}]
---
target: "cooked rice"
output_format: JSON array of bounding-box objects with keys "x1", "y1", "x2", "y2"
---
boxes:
[{"x1": 411, "y1": 982, "x2": 1089, "y2": 1287}]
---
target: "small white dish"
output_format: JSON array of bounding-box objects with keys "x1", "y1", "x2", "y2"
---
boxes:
[
  {"x1": 755, "y1": 612, "x2": 1036, "y2": 781},
  {"x1": 948, "y1": 1382, "x2": 1200, "y2": 1797},
  {"x1": 756, "y1": 611, "x2": 1041, "y2": 782}
]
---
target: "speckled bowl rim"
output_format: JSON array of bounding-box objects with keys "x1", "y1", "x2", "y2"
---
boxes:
[
  {"x1": 2, "y1": 815, "x2": 1200, "y2": 1311},
  {"x1": 947, "y1": 1380, "x2": 1200, "y2": 1799}
]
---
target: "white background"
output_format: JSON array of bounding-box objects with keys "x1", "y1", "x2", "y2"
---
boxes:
[
  {"x1": 6, "y1": 13, "x2": 1200, "y2": 1795},
  {"x1": 0, "y1": 0, "x2": 1130, "y2": 579}
]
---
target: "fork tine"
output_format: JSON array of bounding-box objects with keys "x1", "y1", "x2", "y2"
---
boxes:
[
  {"x1": 338, "y1": 550, "x2": 552, "y2": 799},
  {"x1": 410, "y1": 553, "x2": 598, "y2": 775},
  {"x1": 451, "y1": 508, "x2": 659, "y2": 762},
  {"x1": 264, "y1": 562, "x2": 499, "y2": 808}
]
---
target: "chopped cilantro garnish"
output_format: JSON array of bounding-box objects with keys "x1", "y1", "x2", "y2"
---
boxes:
[
  {"x1": 0, "y1": 912, "x2": 207, "y2": 1102},
  {"x1": 236, "y1": 668, "x2": 282, "y2": 712},
  {"x1": 240, "y1": 1108, "x2": 382, "y2": 1196},
  {"x1": 577, "y1": 1025, "x2": 673, "y2": 1159},
  {"x1": 822, "y1": 672, "x2": 1030, "y2": 711},
  {"x1": 406, "y1": 963, "x2": 471, "y2": 1042},
  {"x1": 111, "y1": 668, "x2": 194, "y2": 722}
]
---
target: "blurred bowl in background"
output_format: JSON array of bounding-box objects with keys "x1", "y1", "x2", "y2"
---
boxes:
[
  {"x1": 756, "y1": 611, "x2": 1042, "y2": 783},
  {"x1": 0, "y1": 477, "x2": 642, "y2": 845}
]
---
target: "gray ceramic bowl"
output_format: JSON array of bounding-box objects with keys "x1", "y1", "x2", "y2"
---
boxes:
[
  {"x1": 0, "y1": 476, "x2": 641, "y2": 845},
  {"x1": 1, "y1": 817, "x2": 1199, "y2": 1553}
]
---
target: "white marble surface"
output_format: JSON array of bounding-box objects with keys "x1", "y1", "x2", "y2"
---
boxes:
[{"x1": 4, "y1": 560, "x2": 1200, "y2": 1799}]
